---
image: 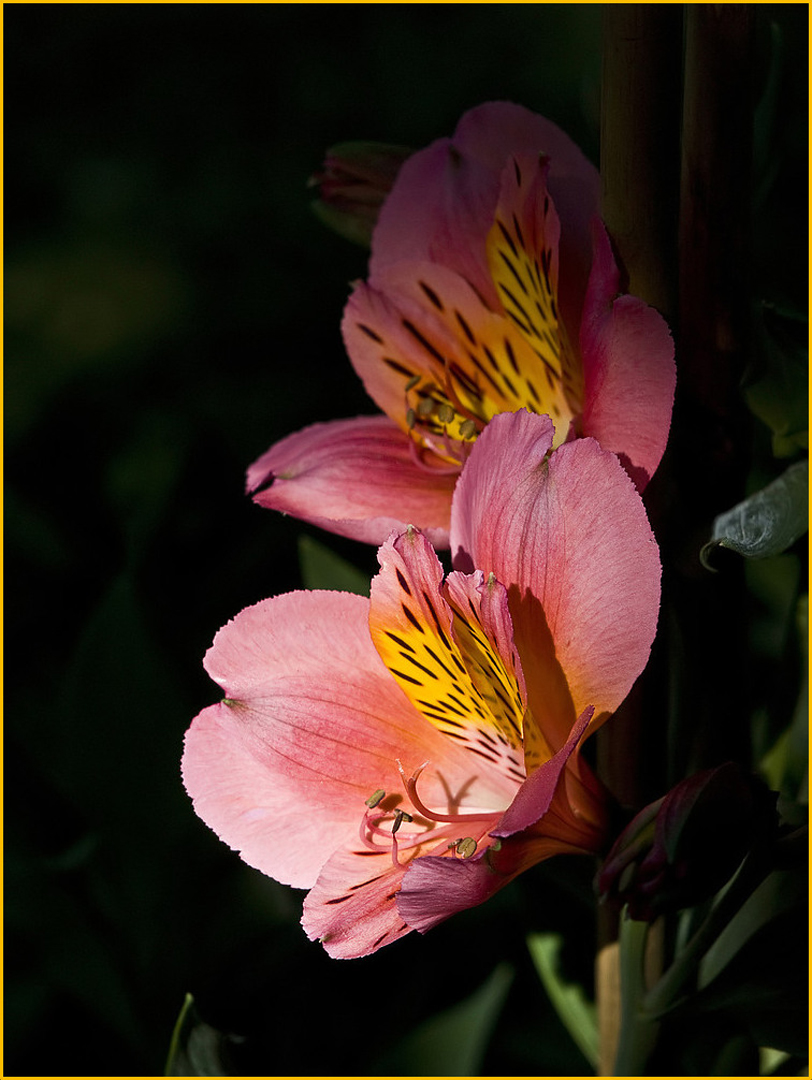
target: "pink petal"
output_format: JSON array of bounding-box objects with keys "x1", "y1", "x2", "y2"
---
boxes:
[
  {"x1": 452, "y1": 102, "x2": 600, "y2": 332},
  {"x1": 246, "y1": 415, "x2": 455, "y2": 547},
  {"x1": 301, "y1": 845, "x2": 413, "y2": 959},
  {"x1": 491, "y1": 706, "x2": 593, "y2": 837},
  {"x1": 182, "y1": 590, "x2": 470, "y2": 889},
  {"x1": 579, "y1": 220, "x2": 676, "y2": 490},
  {"x1": 450, "y1": 410, "x2": 661, "y2": 751},
  {"x1": 396, "y1": 850, "x2": 506, "y2": 933},
  {"x1": 369, "y1": 138, "x2": 501, "y2": 308}
]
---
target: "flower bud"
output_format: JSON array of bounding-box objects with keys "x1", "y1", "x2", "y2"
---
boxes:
[
  {"x1": 309, "y1": 141, "x2": 413, "y2": 247},
  {"x1": 597, "y1": 763, "x2": 776, "y2": 921}
]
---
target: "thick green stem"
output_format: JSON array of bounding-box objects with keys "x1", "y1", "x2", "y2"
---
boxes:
[
  {"x1": 597, "y1": 2, "x2": 683, "y2": 817},
  {"x1": 611, "y1": 915, "x2": 661, "y2": 1076},
  {"x1": 600, "y1": 4, "x2": 682, "y2": 318},
  {"x1": 670, "y1": 4, "x2": 755, "y2": 780},
  {"x1": 596, "y1": 9, "x2": 682, "y2": 1072}
]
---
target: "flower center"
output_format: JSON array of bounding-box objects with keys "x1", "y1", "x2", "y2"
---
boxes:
[
  {"x1": 400, "y1": 361, "x2": 483, "y2": 470},
  {"x1": 358, "y1": 762, "x2": 501, "y2": 868}
]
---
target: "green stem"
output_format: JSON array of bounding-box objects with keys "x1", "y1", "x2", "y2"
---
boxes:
[{"x1": 611, "y1": 915, "x2": 660, "y2": 1076}]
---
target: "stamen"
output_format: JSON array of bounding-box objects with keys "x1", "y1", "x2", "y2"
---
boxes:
[
  {"x1": 365, "y1": 788, "x2": 386, "y2": 808},
  {"x1": 390, "y1": 831, "x2": 405, "y2": 867},
  {"x1": 358, "y1": 810, "x2": 384, "y2": 850},
  {"x1": 399, "y1": 762, "x2": 496, "y2": 825}
]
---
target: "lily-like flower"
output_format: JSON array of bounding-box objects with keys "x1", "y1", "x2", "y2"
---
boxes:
[
  {"x1": 248, "y1": 101, "x2": 675, "y2": 547},
  {"x1": 184, "y1": 411, "x2": 662, "y2": 958}
]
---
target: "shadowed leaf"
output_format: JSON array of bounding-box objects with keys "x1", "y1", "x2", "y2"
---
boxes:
[
  {"x1": 701, "y1": 460, "x2": 808, "y2": 567},
  {"x1": 371, "y1": 963, "x2": 513, "y2": 1076},
  {"x1": 298, "y1": 534, "x2": 371, "y2": 595}
]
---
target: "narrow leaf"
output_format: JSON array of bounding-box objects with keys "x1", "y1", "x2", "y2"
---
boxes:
[
  {"x1": 527, "y1": 932, "x2": 599, "y2": 1068},
  {"x1": 372, "y1": 963, "x2": 513, "y2": 1076},
  {"x1": 743, "y1": 301, "x2": 808, "y2": 457},
  {"x1": 165, "y1": 993, "x2": 237, "y2": 1077}
]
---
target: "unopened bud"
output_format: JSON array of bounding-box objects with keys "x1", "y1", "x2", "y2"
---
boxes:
[
  {"x1": 596, "y1": 763, "x2": 776, "y2": 921},
  {"x1": 310, "y1": 142, "x2": 413, "y2": 247}
]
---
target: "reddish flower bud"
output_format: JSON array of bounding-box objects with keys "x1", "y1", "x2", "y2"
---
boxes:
[
  {"x1": 309, "y1": 141, "x2": 412, "y2": 246},
  {"x1": 597, "y1": 763, "x2": 776, "y2": 921}
]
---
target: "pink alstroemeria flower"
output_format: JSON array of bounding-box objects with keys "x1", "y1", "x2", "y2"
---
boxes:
[
  {"x1": 183, "y1": 411, "x2": 662, "y2": 958},
  {"x1": 248, "y1": 101, "x2": 675, "y2": 548}
]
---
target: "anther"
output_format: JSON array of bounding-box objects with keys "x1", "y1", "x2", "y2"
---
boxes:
[
  {"x1": 405, "y1": 374, "x2": 421, "y2": 392},
  {"x1": 406, "y1": 408, "x2": 416, "y2": 430},
  {"x1": 365, "y1": 789, "x2": 386, "y2": 809},
  {"x1": 437, "y1": 403, "x2": 454, "y2": 425},
  {"x1": 391, "y1": 809, "x2": 413, "y2": 834},
  {"x1": 459, "y1": 419, "x2": 478, "y2": 439},
  {"x1": 455, "y1": 837, "x2": 477, "y2": 859},
  {"x1": 417, "y1": 397, "x2": 435, "y2": 417}
]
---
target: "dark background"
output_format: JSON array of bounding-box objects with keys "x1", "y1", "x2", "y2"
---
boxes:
[
  {"x1": 5, "y1": 5, "x2": 605, "y2": 1076},
  {"x1": 5, "y1": 5, "x2": 807, "y2": 1077}
]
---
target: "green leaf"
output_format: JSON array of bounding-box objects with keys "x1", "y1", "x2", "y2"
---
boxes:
[
  {"x1": 693, "y1": 901, "x2": 808, "y2": 1056},
  {"x1": 298, "y1": 534, "x2": 371, "y2": 595},
  {"x1": 372, "y1": 963, "x2": 513, "y2": 1076},
  {"x1": 701, "y1": 460, "x2": 808, "y2": 567},
  {"x1": 165, "y1": 993, "x2": 238, "y2": 1076},
  {"x1": 527, "y1": 932, "x2": 599, "y2": 1069},
  {"x1": 760, "y1": 1047, "x2": 791, "y2": 1075},
  {"x1": 759, "y1": 594, "x2": 808, "y2": 798},
  {"x1": 742, "y1": 302, "x2": 808, "y2": 457},
  {"x1": 699, "y1": 869, "x2": 806, "y2": 992}
]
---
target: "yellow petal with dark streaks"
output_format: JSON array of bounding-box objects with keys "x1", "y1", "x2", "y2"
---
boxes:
[
  {"x1": 370, "y1": 529, "x2": 528, "y2": 784},
  {"x1": 485, "y1": 153, "x2": 581, "y2": 437}
]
